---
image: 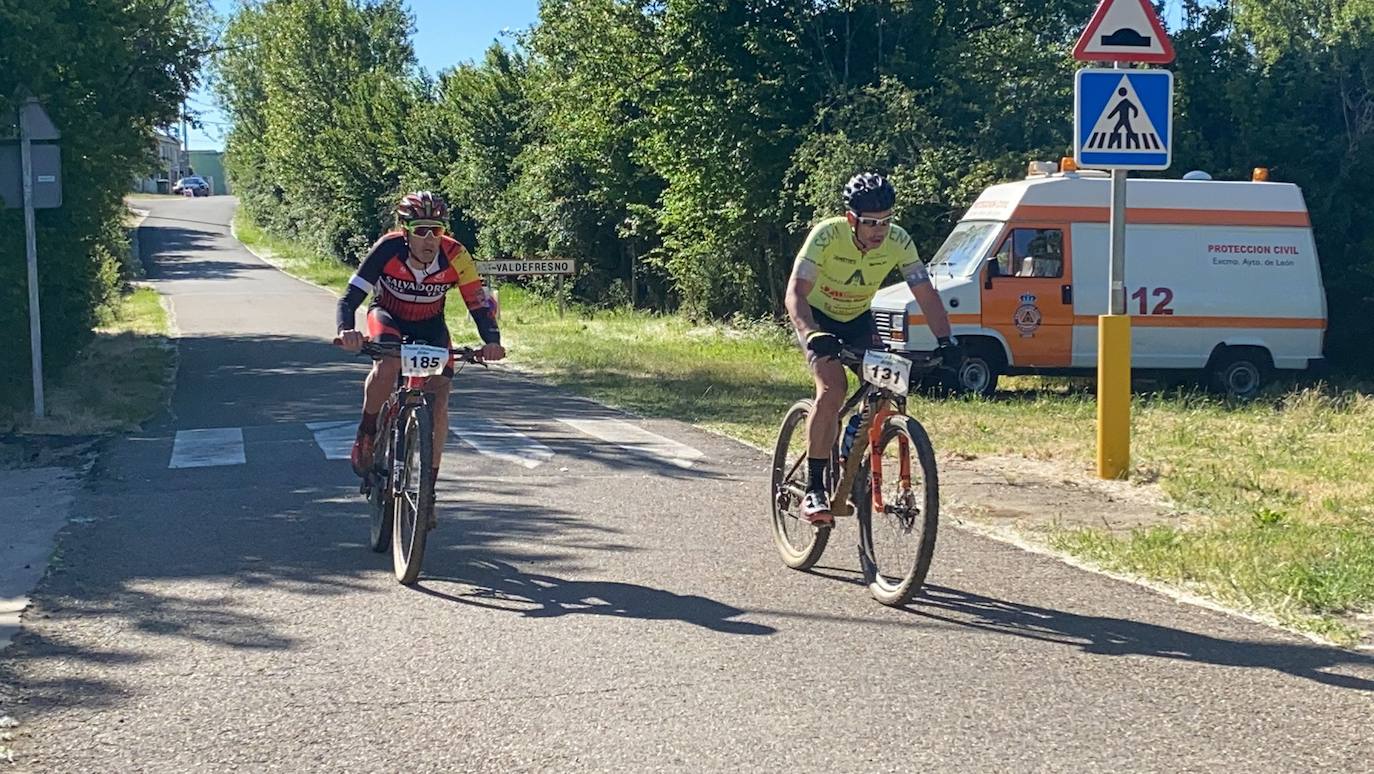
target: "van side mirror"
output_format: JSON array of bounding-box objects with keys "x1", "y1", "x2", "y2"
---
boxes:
[{"x1": 984, "y1": 264, "x2": 995, "y2": 290}]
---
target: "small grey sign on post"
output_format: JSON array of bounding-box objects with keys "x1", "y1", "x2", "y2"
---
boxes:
[
  {"x1": 2, "y1": 95, "x2": 62, "y2": 417},
  {"x1": 0, "y1": 144, "x2": 62, "y2": 209}
]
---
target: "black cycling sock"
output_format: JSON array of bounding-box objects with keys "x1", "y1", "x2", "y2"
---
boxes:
[
  {"x1": 359, "y1": 411, "x2": 378, "y2": 435},
  {"x1": 807, "y1": 457, "x2": 829, "y2": 494}
]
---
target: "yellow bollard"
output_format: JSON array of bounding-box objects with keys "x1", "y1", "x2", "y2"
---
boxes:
[{"x1": 1097, "y1": 314, "x2": 1132, "y2": 479}]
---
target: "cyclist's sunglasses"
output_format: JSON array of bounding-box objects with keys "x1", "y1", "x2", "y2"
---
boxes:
[
  {"x1": 850, "y1": 212, "x2": 895, "y2": 227},
  {"x1": 404, "y1": 221, "x2": 446, "y2": 238}
]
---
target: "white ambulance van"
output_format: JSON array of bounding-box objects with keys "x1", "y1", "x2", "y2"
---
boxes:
[{"x1": 871, "y1": 164, "x2": 1327, "y2": 398}]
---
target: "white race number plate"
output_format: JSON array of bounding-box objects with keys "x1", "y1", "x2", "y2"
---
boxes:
[
  {"x1": 861, "y1": 350, "x2": 911, "y2": 394},
  {"x1": 400, "y1": 344, "x2": 448, "y2": 377}
]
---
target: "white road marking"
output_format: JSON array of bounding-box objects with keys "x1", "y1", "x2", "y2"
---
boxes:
[
  {"x1": 450, "y1": 416, "x2": 554, "y2": 469},
  {"x1": 169, "y1": 427, "x2": 246, "y2": 469},
  {"x1": 306, "y1": 420, "x2": 356, "y2": 461},
  {"x1": 557, "y1": 418, "x2": 703, "y2": 469}
]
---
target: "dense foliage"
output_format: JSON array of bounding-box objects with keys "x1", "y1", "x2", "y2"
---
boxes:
[
  {"x1": 0, "y1": 0, "x2": 209, "y2": 399},
  {"x1": 217, "y1": 0, "x2": 1374, "y2": 369}
]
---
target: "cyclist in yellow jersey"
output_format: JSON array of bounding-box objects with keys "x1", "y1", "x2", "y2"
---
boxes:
[{"x1": 785, "y1": 172, "x2": 961, "y2": 524}]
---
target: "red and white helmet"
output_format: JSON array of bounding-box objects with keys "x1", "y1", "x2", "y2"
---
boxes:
[{"x1": 395, "y1": 190, "x2": 449, "y2": 224}]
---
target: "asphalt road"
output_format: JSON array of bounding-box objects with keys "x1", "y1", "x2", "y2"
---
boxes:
[{"x1": 2, "y1": 196, "x2": 1371, "y2": 773}]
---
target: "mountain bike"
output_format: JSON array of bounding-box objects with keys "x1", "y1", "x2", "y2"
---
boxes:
[
  {"x1": 770, "y1": 347, "x2": 942, "y2": 606},
  {"x1": 337, "y1": 338, "x2": 484, "y2": 584}
]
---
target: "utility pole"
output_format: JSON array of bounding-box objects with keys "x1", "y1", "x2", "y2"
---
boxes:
[{"x1": 180, "y1": 99, "x2": 189, "y2": 178}]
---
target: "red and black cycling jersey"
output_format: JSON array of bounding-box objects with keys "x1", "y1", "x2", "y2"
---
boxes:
[{"x1": 336, "y1": 232, "x2": 499, "y2": 344}]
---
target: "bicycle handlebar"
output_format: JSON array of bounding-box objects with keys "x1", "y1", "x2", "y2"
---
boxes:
[
  {"x1": 836, "y1": 347, "x2": 942, "y2": 371},
  {"x1": 332, "y1": 337, "x2": 488, "y2": 366}
]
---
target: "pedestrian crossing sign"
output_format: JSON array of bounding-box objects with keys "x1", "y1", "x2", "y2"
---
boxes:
[{"x1": 1074, "y1": 68, "x2": 1173, "y2": 170}]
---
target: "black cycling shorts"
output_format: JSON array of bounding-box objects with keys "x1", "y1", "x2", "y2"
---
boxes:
[{"x1": 799, "y1": 307, "x2": 882, "y2": 365}]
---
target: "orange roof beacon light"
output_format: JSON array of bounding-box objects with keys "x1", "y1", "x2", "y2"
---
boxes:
[
  {"x1": 1060, "y1": 156, "x2": 1079, "y2": 173},
  {"x1": 1253, "y1": 167, "x2": 1270, "y2": 182}
]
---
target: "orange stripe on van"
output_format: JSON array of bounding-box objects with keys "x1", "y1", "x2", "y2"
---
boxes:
[
  {"x1": 909, "y1": 314, "x2": 981, "y2": 326},
  {"x1": 1011, "y1": 205, "x2": 1311, "y2": 228},
  {"x1": 1071, "y1": 315, "x2": 1325, "y2": 329}
]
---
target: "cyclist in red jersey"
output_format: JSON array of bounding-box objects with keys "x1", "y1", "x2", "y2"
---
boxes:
[{"x1": 335, "y1": 191, "x2": 505, "y2": 481}]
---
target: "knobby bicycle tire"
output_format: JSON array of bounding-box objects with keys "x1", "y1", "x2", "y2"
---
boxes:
[
  {"x1": 392, "y1": 398, "x2": 436, "y2": 585},
  {"x1": 770, "y1": 399, "x2": 832, "y2": 569},
  {"x1": 856, "y1": 414, "x2": 939, "y2": 606}
]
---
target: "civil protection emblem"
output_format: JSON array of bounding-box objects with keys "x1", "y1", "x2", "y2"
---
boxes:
[{"x1": 1013, "y1": 293, "x2": 1042, "y2": 337}]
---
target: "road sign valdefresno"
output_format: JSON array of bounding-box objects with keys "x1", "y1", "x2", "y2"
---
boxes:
[
  {"x1": 477, "y1": 258, "x2": 576, "y2": 276},
  {"x1": 1073, "y1": 0, "x2": 1175, "y2": 64}
]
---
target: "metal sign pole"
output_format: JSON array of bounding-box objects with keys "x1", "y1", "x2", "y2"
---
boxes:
[
  {"x1": 19, "y1": 108, "x2": 44, "y2": 417},
  {"x1": 1097, "y1": 59, "x2": 1131, "y2": 478},
  {"x1": 1108, "y1": 62, "x2": 1129, "y2": 316}
]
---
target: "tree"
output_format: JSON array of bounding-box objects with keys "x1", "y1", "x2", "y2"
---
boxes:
[{"x1": 0, "y1": 0, "x2": 210, "y2": 396}]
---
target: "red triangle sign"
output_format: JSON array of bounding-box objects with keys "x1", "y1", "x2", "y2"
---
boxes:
[{"x1": 1074, "y1": 0, "x2": 1175, "y2": 64}]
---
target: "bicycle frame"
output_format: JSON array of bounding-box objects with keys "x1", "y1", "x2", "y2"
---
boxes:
[
  {"x1": 350, "y1": 339, "x2": 483, "y2": 494},
  {"x1": 778, "y1": 349, "x2": 936, "y2": 519},
  {"x1": 829, "y1": 383, "x2": 908, "y2": 518}
]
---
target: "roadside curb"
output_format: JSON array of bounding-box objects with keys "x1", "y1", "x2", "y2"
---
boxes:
[
  {"x1": 0, "y1": 456, "x2": 95, "y2": 655},
  {"x1": 127, "y1": 206, "x2": 151, "y2": 279}
]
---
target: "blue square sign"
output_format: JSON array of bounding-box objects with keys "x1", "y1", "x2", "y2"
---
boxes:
[{"x1": 1074, "y1": 68, "x2": 1173, "y2": 170}]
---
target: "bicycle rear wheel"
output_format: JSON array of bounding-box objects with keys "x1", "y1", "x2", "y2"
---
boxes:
[
  {"x1": 367, "y1": 412, "x2": 395, "y2": 553},
  {"x1": 770, "y1": 399, "x2": 831, "y2": 569},
  {"x1": 856, "y1": 415, "x2": 939, "y2": 606},
  {"x1": 392, "y1": 399, "x2": 435, "y2": 585}
]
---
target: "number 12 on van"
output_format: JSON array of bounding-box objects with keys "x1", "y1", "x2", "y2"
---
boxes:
[{"x1": 1132, "y1": 287, "x2": 1175, "y2": 315}]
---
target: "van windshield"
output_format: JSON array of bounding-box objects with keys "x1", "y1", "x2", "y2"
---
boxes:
[{"x1": 928, "y1": 221, "x2": 1001, "y2": 278}]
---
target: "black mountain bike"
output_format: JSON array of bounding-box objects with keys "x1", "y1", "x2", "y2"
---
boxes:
[
  {"x1": 338, "y1": 338, "x2": 483, "y2": 584},
  {"x1": 771, "y1": 347, "x2": 942, "y2": 606}
]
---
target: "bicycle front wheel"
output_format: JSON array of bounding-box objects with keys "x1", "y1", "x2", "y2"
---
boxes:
[
  {"x1": 857, "y1": 414, "x2": 939, "y2": 606},
  {"x1": 770, "y1": 399, "x2": 831, "y2": 570},
  {"x1": 392, "y1": 399, "x2": 436, "y2": 585}
]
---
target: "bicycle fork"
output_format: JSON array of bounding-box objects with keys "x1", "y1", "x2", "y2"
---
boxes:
[{"x1": 856, "y1": 397, "x2": 913, "y2": 584}]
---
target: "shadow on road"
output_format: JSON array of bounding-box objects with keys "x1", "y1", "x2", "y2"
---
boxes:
[
  {"x1": 415, "y1": 558, "x2": 776, "y2": 636},
  {"x1": 906, "y1": 584, "x2": 1374, "y2": 692}
]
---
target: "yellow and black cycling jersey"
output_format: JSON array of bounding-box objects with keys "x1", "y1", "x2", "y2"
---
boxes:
[{"x1": 793, "y1": 216, "x2": 928, "y2": 322}]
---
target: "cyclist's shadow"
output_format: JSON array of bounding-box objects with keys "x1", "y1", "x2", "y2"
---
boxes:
[
  {"x1": 416, "y1": 559, "x2": 776, "y2": 636},
  {"x1": 911, "y1": 584, "x2": 1374, "y2": 692}
]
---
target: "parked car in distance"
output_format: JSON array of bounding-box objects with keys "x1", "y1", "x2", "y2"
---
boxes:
[{"x1": 172, "y1": 176, "x2": 211, "y2": 196}]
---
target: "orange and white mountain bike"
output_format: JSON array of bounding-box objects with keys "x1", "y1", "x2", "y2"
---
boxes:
[{"x1": 770, "y1": 347, "x2": 943, "y2": 606}]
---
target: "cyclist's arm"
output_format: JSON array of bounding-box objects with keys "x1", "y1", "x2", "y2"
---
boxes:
[
  {"x1": 897, "y1": 240, "x2": 952, "y2": 339},
  {"x1": 450, "y1": 246, "x2": 501, "y2": 345},
  {"x1": 788, "y1": 222, "x2": 835, "y2": 336},
  {"x1": 911, "y1": 281, "x2": 952, "y2": 339},
  {"x1": 786, "y1": 258, "x2": 821, "y2": 337},
  {"x1": 901, "y1": 259, "x2": 956, "y2": 339},
  {"x1": 336, "y1": 235, "x2": 398, "y2": 332}
]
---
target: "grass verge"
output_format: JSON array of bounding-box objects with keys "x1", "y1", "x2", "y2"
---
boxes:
[
  {"x1": 1, "y1": 286, "x2": 174, "y2": 436},
  {"x1": 235, "y1": 215, "x2": 1374, "y2": 644},
  {"x1": 233, "y1": 212, "x2": 353, "y2": 291}
]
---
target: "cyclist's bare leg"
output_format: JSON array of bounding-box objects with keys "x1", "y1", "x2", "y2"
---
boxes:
[
  {"x1": 806, "y1": 357, "x2": 848, "y2": 459},
  {"x1": 424, "y1": 374, "x2": 452, "y2": 470},
  {"x1": 363, "y1": 356, "x2": 400, "y2": 417}
]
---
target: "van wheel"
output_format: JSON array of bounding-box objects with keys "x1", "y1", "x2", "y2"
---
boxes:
[
  {"x1": 948, "y1": 345, "x2": 1001, "y2": 398},
  {"x1": 1209, "y1": 351, "x2": 1268, "y2": 400}
]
